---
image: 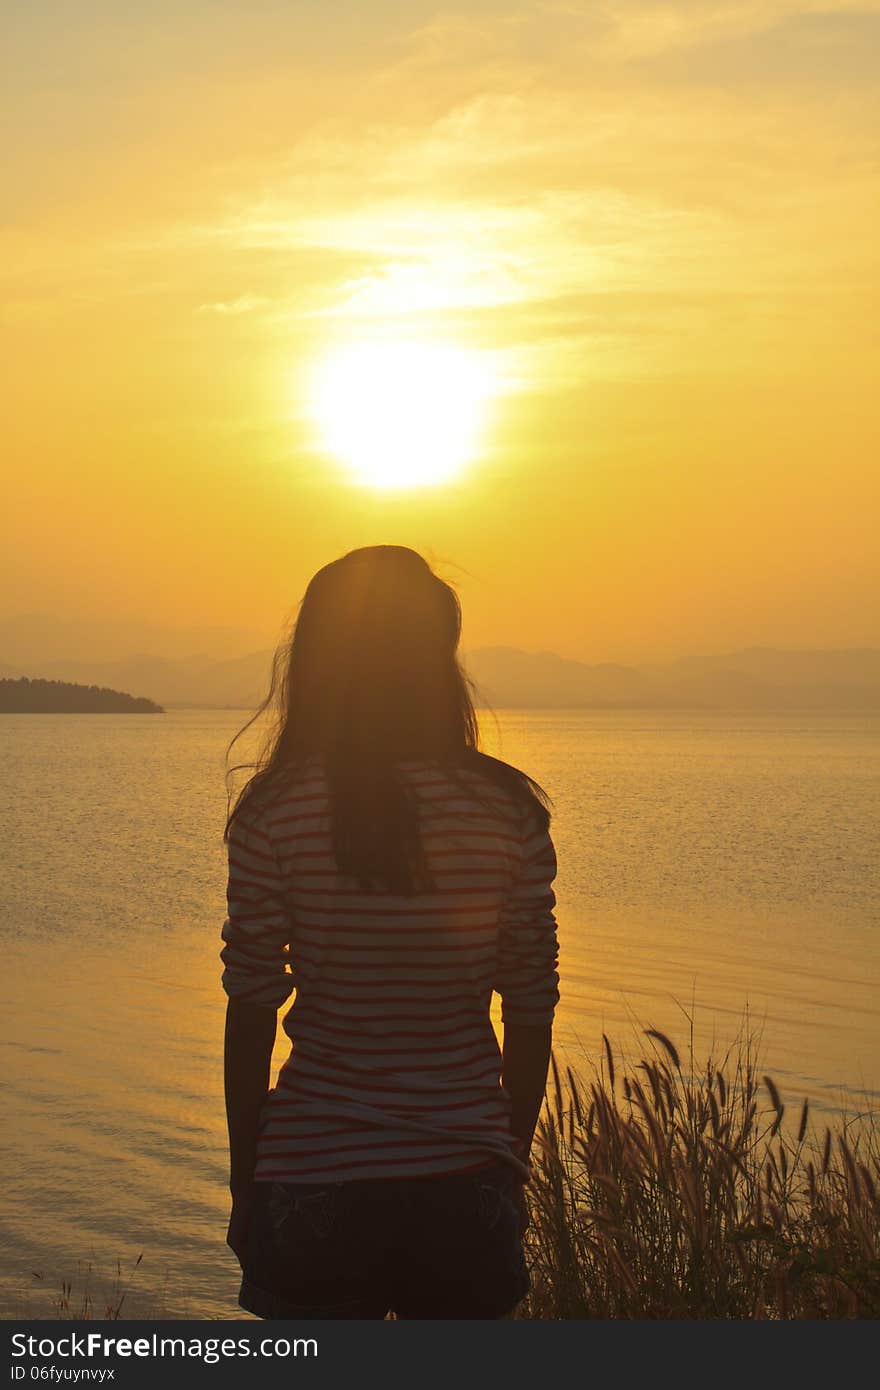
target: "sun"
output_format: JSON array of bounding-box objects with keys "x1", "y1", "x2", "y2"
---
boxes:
[{"x1": 309, "y1": 340, "x2": 493, "y2": 489}]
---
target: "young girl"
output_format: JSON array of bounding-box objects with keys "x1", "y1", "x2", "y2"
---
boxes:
[{"x1": 221, "y1": 545, "x2": 559, "y2": 1319}]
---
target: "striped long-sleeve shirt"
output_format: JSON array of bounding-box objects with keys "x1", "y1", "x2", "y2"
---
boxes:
[{"x1": 220, "y1": 755, "x2": 559, "y2": 1184}]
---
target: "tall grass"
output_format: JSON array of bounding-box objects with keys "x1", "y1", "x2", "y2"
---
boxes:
[
  {"x1": 519, "y1": 1030, "x2": 879, "y2": 1318},
  {"x1": 15, "y1": 1253, "x2": 160, "y2": 1321}
]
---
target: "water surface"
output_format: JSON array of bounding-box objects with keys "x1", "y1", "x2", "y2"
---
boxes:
[{"x1": 2, "y1": 708, "x2": 877, "y2": 1317}]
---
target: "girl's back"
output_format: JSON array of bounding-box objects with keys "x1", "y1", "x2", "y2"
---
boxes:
[{"x1": 222, "y1": 754, "x2": 559, "y2": 1184}]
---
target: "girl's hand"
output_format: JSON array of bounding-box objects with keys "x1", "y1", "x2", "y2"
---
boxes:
[
  {"x1": 513, "y1": 1181, "x2": 531, "y2": 1237},
  {"x1": 226, "y1": 1188, "x2": 255, "y2": 1267}
]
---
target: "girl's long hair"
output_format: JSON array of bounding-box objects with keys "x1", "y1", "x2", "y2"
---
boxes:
[{"x1": 224, "y1": 545, "x2": 551, "y2": 894}]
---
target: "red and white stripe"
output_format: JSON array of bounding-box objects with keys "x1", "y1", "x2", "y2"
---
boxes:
[{"x1": 221, "y1": 756, "x2": 559, "y2": 1184}]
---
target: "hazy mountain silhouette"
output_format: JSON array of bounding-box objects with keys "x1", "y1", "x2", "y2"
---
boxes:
[
  {"x1": 638, "y1": 647, "x2": 880, "y2": 711},
  {"x1": 467, "y1": 646, "x2": 880, "y2": 711},
  {"x1": 2, "y1": 632, "x2": 877, "y2": 711},
  {"x1": 0, "y1": 651, "x2": 276, "y2": 710},
  {"x1": 466, "y1": 647, "x2": 649, "y2": 707},
  {"x1": 0, "y1": 613, "x2": 274, "y2": 666}
]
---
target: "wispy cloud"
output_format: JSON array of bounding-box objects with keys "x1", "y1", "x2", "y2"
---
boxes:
[
  {"x1": 567, "y1": 0, "x2": 879, "y2": 59},
  {"x1": 8, "y1": 0, "x2": 878, "y2": 380},
  {"x1": 197, "y1": 294, "x2": 269, "y2": 315}
]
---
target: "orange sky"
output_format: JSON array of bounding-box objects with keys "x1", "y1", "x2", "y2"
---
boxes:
[{"x1": 3, "y1": 1, "x2": 879, "y2": 665}]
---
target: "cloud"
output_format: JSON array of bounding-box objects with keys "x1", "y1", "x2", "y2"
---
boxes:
[
  {"x1": 591, "y1": 0, "x2": 880, "y2": 59},
  {"x1": 197, "y1": 294, "x2": 269, "y2": 315},
  {"x1": 7, "y1": 0, "x2": 876, "y2": 392}
]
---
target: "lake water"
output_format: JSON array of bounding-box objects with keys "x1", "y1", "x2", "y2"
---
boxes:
[{"x1": 2, "y1": 708, "x2": 878, "y2": 1318}]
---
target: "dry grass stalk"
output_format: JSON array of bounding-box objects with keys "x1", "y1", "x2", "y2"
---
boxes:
[{"x1": 518, "y1": 1029, "x2": 879, "y2": 1319}]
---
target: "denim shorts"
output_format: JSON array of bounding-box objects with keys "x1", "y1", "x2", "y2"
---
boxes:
[{"x1": 238, "y1": 1160, "x2": 530, "y2": 1319}]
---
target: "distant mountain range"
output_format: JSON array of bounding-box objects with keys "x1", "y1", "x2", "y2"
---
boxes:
[
  {"x1": 1, "y1": 640, "x2": 877, "y2": 712},
  {"x1": 466, "y1": 646, "x2": 880, "y2": 712},
  {"x1": 0, "y1": 612, "x2": 274, "y2": 666}
]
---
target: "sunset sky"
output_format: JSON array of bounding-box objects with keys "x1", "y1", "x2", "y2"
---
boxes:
[{"x1": 4, "y1": 1, "x2": 879, "y2": 665}]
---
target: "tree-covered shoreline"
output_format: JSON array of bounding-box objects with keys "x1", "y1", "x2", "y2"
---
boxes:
[{"x1": 0, "y1": 677, "x2": 164, "y2": 713}]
